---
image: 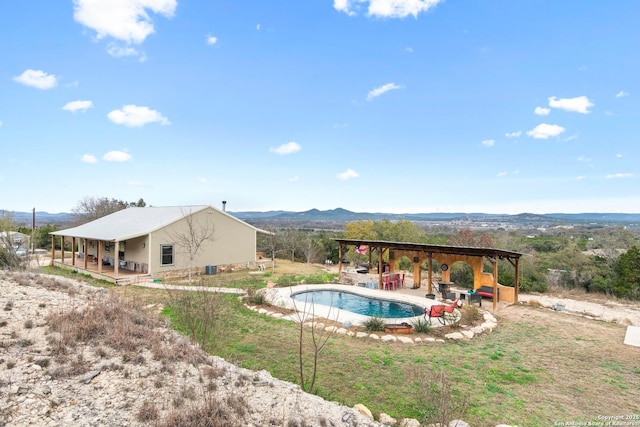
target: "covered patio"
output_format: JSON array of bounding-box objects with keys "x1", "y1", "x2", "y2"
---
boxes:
[{"x1": 335, "y1": 239, "x2": 523, "y2": 311}]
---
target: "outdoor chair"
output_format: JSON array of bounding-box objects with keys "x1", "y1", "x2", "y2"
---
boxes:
[
  {"x1": 424, "y1": 304, "x2": 446, "y2": 325},
  {"x1": 436, "y1": 283, "x2": 456, "y2": 301}
]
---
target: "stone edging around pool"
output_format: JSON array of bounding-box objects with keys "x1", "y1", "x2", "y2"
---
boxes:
[{"x1": 248, "y1": 284, "x2": 499, "y2": 342}]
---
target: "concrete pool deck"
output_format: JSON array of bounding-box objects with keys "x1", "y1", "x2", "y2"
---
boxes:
[{"x1": 263, "y1": 283, "x2": 447, "y2": 327}]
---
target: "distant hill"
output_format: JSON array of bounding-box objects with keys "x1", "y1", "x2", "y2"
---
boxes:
[
  {"x1": 3, "y1": 208, "x2": 640, "y2": 228},
  {"x1": 230, "y1": 208, "x2": 640, "y2": 227},
  {"x1": 1, "y1": 210, "x2": 74, "y2": 227}
]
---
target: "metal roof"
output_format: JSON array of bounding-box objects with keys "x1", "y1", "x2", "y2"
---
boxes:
[
  {"x1": 51, "y1": 205, "x2": 271, "y2": 241},
  {"x1": 334, "y1": 238, "x2": 523, "y2": 260}
]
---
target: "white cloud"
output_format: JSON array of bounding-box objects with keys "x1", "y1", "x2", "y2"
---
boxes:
[
  {"x1": 127, "y1": 181, "x2": 144, "y2": 186},
  {"x1": 405, "y1": 47, "x2": 414, "y2": 53},
  {"x1": 73, "y1": 0, "x2": 177, "y2": 44},
  {"x1": 337, "y1": 168, "x2": 359, "y2": 180},
  {"x1": 334, "y1": 0, "x2": 357, "y2": 16},
  {"x1": 534, "y1": 106, "x2": 550, "y2": 116},
  {"x1": 604, "y1": 111, "x2": 613, "y2": 116},
  {"x1": 256, "y1": 24, "x2": 261, "y2": 30},
  {"x1": 563, "y1": 134, "x2": 578, "y2": 142},
  {"x1": 196, "y1": 177, "x2": 208, "y2": 183},
  {"x1": 13, "y1": 69, "x2": 57, "y2": 89},
  {"x1": 548, "y1": 96, "x2": 594, "y2": 114},
  {"x1": 288, "y1": 176, "x2": 299, "y2": 182},
  {"x1": 496, "y1": 171, "x2": 507, "y2": 177},
  {"x1": 526, "y1": 123, "x2": 566, "y2": 139},
  {"x1": 81, "y1": 154, "x2": 98, "y2": 163},
  {"x1": 269, "y1": 141, "x2": 301, "y2": 155},
  {"x1": 481, "y1": 139, "x2": 495, "y2": 147},
  {"x1": 335, "y1": 0, "x2": 444, "y2": 18},
  {"x1": 0, "y1": 120, "x2": 3, "y2": 127},
  {"x1": 63, "y1": 100, "x2": 93, "y2": 113},
  {"x1": 616, "y1": 153, "x2": 623, "y2": 158},
  {"x1": 577, "y1": 156, "x2": 591, "y2": 162},
  {"x1": 576, "y1": 176, "x2": 586, "y2": 180},
  {"x1": 615, "y1": 91, "x2": 628, "y2": 98},
  {"x1": 367, "y1": 83, "x2": 402, "y2": 100},
  {"x1": 505, "y1": 131, "x2": 521, "y2": 138},
  {"x1": 107, "y1": 105, "x2": 170, "y2": 127},
  {"x1": 107, "y1": 44, "x2": 142, "y2": 59},
  {"x1": 206, "y1": 35, "x2": 218, "y2": 45},
  {"x1": 605, "y1": 173, "x2": 632, "y2": 179},
  {"x1": 103, "y1": 151, "x2": 132, "y2": 162}
]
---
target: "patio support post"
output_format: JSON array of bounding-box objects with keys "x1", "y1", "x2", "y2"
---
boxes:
[
  {"x1": 97, "y1": 241, "x2": 102, "y2": 274},
  {"x1": 492, "y1": 257, "x2": 498, "y2": 311},
  {"x1": 114, "y1": 241, "x2": 120, "y2": 278},
  {"x1": 72, "y1": 237, "x2": 76, "y2": 266},
  {"x1": 83, "y1": 239, "x2": 88, "y2": 270},
  {"x1": 337, "y1": 244, "x2": 343, "y2": 274},
  {"x1": 428, "y1": 254, "x2": 433, "y2": 294},
  {"x1": 60, "y1": 236, "x2": 65, "y2": 265},
  {"x1": 50, "y1": 235, "x2": 55, "y2": 264},
  {"x1": 514, "y1": 258, "x2": 520, "y2": 302},
  {"x1": 412, "y1": 253, "x2": 421, "y2": 289},
  {"x1": 377, "y1": 246, "x2": 383, "y2": 289}
]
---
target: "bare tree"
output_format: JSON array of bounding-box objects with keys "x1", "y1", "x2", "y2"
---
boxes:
[
  {"x1": 166, "y1": 209, "x2": 216, "y2": 283},
  {"x1": 291, "y1": 292, "x2": 337, "y2": 393},
  {"x1": 0, "y1": 216, "x2": 27, "y2": 271},
  {"x1": 72, "y1": 196, "x2": 146, "y2": 225}
]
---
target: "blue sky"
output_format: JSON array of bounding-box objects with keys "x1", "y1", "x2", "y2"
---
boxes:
[{"x1": 1, "y1": 0, "x2": 638, "y2": 215}]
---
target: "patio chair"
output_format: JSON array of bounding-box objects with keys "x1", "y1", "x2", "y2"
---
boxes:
[
  {"x1": 436, "y1": 283, "x2": 456, "y2": 301},
  {"x1": 424, "y1": 304, "x2": 446, "y2": 325}
]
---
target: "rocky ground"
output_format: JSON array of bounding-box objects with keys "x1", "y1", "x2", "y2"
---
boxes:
[{"x1": 0, "y1": 271, "x2": 389, "y2": 427}]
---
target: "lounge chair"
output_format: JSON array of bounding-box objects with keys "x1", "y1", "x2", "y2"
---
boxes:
[{"x1": 424, "y1": 304, "x2": 446, "y2": 325}]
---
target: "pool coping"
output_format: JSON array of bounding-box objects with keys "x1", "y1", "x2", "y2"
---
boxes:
[{"x1": 263, "y1": 283, "x2": 440, "y2": 326}]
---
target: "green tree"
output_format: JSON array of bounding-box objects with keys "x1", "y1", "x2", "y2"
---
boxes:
[{"x1": 612, "y1": 246, "x2": 640, "y2": 300}]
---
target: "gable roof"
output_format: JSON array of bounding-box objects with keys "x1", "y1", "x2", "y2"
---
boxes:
[{"x1": 51, "y1": 205, "x2": 271, "y2": 241}]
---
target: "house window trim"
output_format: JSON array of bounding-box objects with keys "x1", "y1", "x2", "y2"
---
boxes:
[{"x1": 161, "y1": 244, "x2": 174, "y2": 266}]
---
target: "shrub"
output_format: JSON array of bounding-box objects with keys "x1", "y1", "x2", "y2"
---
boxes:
[
  {"x1": 460, "y1": 304, "x2": 483, "y2": 324},
  {"x1": 362, "y1": 316, "x2": 385, "y2": 332},
  {"x1": 411, "y1": 317, "x2": 433, "y2": 334},
  {"x1": 136, "y1": 401, "x2": 159, "y2": 422}
]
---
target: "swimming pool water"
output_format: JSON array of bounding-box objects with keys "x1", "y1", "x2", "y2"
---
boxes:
[{"x1": 291, "y1": 290, "x2": 424, "y2": 318}]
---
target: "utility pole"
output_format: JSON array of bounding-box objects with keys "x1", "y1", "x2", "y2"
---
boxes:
[{"x1": 31, "y1": 207, "x2": 35, "y2": 254}]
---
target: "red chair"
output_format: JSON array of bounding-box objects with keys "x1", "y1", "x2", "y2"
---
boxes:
[
  {"x1": 424, "y1": 304, "x2": 446, "y2": 324},
  {"x1": 444, "y1": 299, "x2": 460, "y2": 313}
]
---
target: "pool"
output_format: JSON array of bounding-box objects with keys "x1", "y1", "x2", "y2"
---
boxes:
[{"x1": 291, "y1": 289, "x2": 424, "y2": 318}]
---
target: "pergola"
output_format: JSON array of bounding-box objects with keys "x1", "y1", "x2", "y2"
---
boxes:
[{"x1": 335, "y1": 239, "x2": 523, "y2": 311}]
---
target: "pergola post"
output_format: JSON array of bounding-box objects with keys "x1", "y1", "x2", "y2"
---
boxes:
[
  {"x1": 338, "y1": 244, "x2": 343, "y2": 274},
  {"x1": 428, "y1": 253, "x2": 433, "y2": 294},
  {"x1": 71, "y1": 237, "x2": 76, "y2": 266},
  {"x1": 492, "y1": 257, "x2": 498, "y2": 312},
  {"x1": 60, "y1": 236, "x2": 65, "y2": 265},
  {"x1": 377, "y1": 246, "x2": 383, "y2": 289}
]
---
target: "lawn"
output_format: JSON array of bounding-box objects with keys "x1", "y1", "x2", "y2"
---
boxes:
[{"x1": 49, "y1": 262, "x2": 640, "y2": 426}]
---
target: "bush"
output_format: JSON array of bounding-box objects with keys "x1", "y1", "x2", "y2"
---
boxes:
[
  {"x1": 459, "y1": 304, "x2": 483, "y2": 324},
  {"x1": 411, "y1": 317, "x2": 433, "y2": 334},
  {"x1": 362, "y1": 316, "x2": 385, "y2": 332}
]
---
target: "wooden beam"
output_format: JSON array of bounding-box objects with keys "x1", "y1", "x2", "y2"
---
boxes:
[{"x1": 71, "y1": 237, "x2": 76, "y2": 266}]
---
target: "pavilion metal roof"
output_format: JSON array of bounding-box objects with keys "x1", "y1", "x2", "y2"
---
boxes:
[{"x1": 334, "y1": 238, "x2": 523, "y2": 260}]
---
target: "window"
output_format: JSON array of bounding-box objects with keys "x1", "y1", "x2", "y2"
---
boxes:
[{"x1": 161, "y1": 244, "x2": 174, "y2": 266}]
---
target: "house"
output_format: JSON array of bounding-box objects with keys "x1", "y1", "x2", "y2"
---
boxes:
[
  {"x1": 0, "y1": 231, "x2": 30, "y2": 253},
  {"x1": 50, "y1": 205, "x2": 272, "y2": 283}
]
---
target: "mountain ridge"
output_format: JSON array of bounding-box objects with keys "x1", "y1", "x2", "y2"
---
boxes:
[{"x1": 3, "y1": 208, "x2": 640, "y2": 227}]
